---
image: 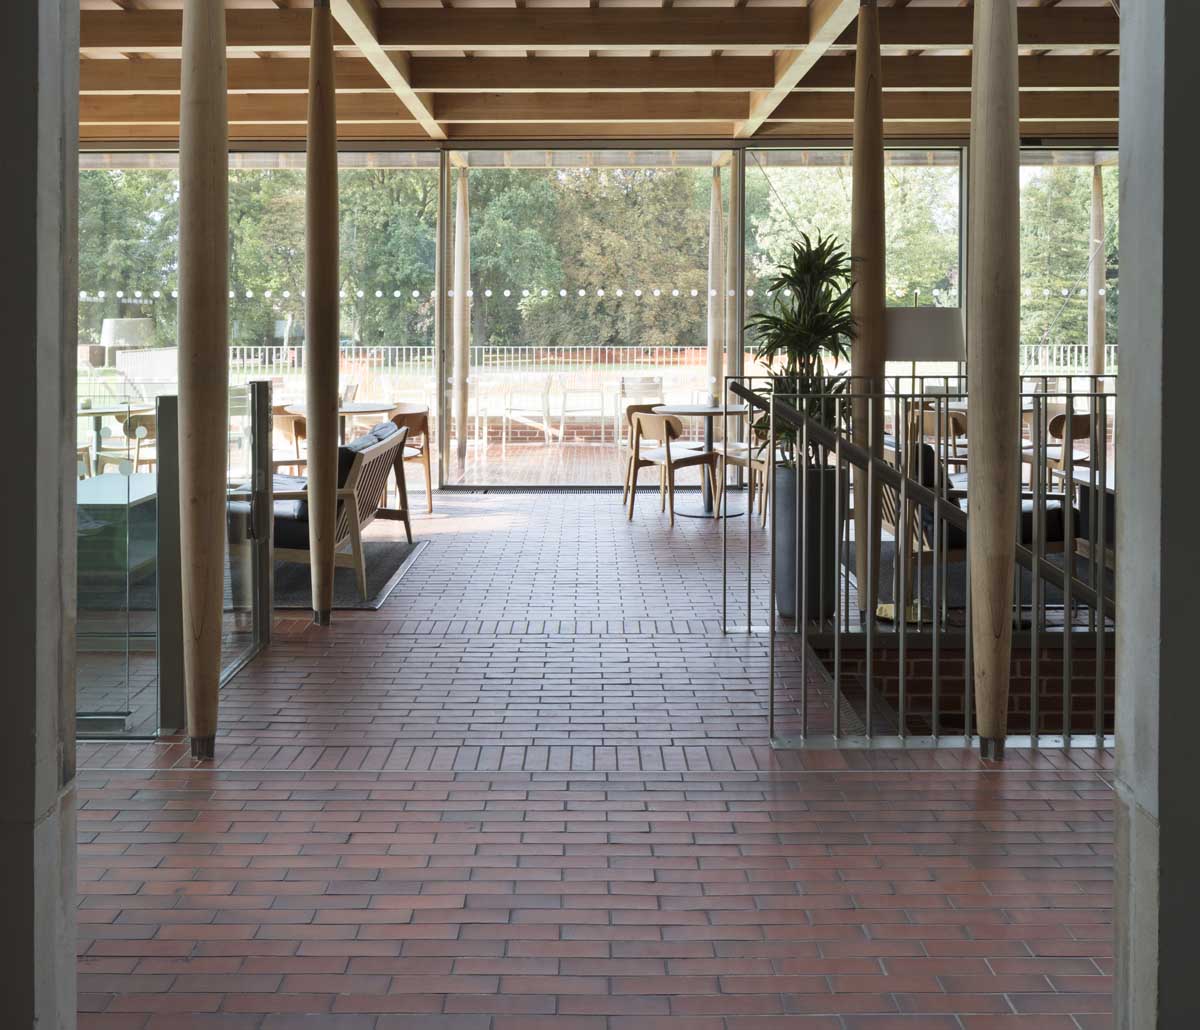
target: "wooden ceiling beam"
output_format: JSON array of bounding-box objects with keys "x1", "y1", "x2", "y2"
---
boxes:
[
  {"x1": 79, "y1": 52, "x2": 1119, "y2": 97},
  {"x1": 79, "y1": 6, "x2": 1117, "y2": 54},
  {"x1": 433, "y1": 92, "x2": 749, "y2": 123},
  {"x1": 738, "y1": 0, "x2": 859, "y2": 139},
  {"x1": 80, "y1": 8, "x2": 809, "y2": 53},
  {"x1": 832, "y1": 6, "x2": 1119, "y2": 50},
  {"x1": 804, "y1": 53, "x2": 1119, "y2": 91},
  {"x1": 80, "y1": 91, "x2": 418, "y2": 125},
  {"x1": 375, "y1": 8, "x2": 809, "y2": 51},
  {"x1": 80, "y1": 88, "x2": 1116, "y2": 129},
  {"x1": 410, "y1": 56, "x2": 775, "y2": 93},
  {"x1": 79, "y1": 117, "x2": 1116, "y2": 145},
  {"x1": 81, "y1": 55, "x2": 389, "y2": 94},
  {"x1": 329, "y1": 0, "x2": 444, "y2": 138},
  {"x1": 772, "y1": 90, "x2": 1118, "y2": 122}
]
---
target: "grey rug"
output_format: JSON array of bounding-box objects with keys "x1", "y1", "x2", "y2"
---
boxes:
[{"x1": 274, "y1": 540, "x2": 426, "y2": 610}]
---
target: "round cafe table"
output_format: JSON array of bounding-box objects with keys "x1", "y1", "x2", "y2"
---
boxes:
[
  {"x1": 653, "y1": 402, "x2": 750, "y2": 518},
  {"x1": 285, "y1": 400, "x2": 402, "y2": 443}
]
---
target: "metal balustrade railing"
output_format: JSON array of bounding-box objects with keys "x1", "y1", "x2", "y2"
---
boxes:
[
  {"x1": 96, "y1": 342, "x2": 1117, "y2": 400},
  {"x1": 723, "y1": 373, "x2": 1116, "y2": 751}
]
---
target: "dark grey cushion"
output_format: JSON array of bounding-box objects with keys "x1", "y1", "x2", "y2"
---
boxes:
[{"x1": 337, "y1": 422, "x2": 399, "y2": 487}]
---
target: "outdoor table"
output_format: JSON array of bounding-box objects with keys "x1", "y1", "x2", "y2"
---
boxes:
[
  {"x1": 285, "y1": 400, "x2": 402, "y2": 443},
  {"x1": 77, "y1": 402, "x2": 154, "y2": 475},
  {"x1": 653, "y1": 402, "x2": 749, "y2": 518}
]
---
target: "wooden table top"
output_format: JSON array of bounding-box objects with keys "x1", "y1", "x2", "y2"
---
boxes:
[
  {"x1": 653, "y1": 403, "x2": 749, "y2": 417},
  {"x1": 78, "y1": 403, "x2": 154, "y2": 419}
]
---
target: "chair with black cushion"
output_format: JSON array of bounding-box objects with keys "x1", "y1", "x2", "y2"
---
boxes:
[{"x1": 268, "y1": 421, "x2": 410, "y2": 599}]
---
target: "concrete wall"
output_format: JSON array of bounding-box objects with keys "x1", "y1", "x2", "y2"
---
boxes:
[
  {"x1": 1115, "y1": 0, "x2": 1200, "y2": 1026},
  {"x1": 0, "y1": 2, "x2": 79, "y2": 1027}
]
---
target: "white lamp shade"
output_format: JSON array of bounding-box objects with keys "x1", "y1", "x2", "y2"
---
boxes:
[{"x1": 884, "y1": 307, "x2": 966, "y2": 363}]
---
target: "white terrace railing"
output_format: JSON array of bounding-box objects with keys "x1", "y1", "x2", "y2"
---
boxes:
[{"x1": 100, "y1": 341, "x2": 1119, "y2": 406}]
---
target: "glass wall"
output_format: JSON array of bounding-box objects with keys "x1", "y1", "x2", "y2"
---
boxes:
[
  {"x1": 443, "y1": 149, "x2": 733, "y2": 487},
  {"x1": 744, "y1": 148, "x2": 963, "y2": 380},
  {"x1": 1019, "y1": 149, "x2": 1119, "y2": 374},
  {"x1": 76, "y1": 151, "x2": 438, "y2": 737}
]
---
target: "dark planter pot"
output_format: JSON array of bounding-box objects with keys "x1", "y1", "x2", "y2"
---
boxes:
[{"x1": 772, "y1": 465, "x2": 845, "y2": 621}]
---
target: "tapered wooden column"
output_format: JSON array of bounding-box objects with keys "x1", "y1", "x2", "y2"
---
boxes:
[
  {"x1": 1088, "y1": 163, "x2": 1107, "y2": 377},
  {"x1": 706, "y1": 168, "x2": 725, "y2": 406},
  {"x1": 851, "y1": 0, "x2": 886, "y2": 615},
  {"x1": 178, "y1": 0, "x2": 229, "y2": 759},
  {"x1": 305, "y1": 0, "x2": 339, "y2": 626},
  {"x1": 452, "y1": 170, "x2": 471, "y2": 463},
  {"x1": 724, "y1": 161, "x2": 741, "y2": 383},
  {"x1": 968, "y1": 0, "x2": 1021, "y2": 759}
]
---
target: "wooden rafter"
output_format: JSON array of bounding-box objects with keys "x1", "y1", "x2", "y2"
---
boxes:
[
  {"x1": 329, "y1": 0, "x2": 444, "y2": 139},
  {"x1": 78, "y1": 6, "x2": 1118, "y2": 54},
  {"x1": 79, "y1": 53, "x2": 1120, "y2": 97},
  {"x1": 738, "y1": 0, "x2": 859, "y2": 139}
]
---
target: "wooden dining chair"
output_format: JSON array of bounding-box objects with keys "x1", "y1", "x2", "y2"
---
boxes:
[
  {"x1": 917, "y1": 407, "x2": 969, "y2": 469},
  {"x1": 620, "y1": 403, "x2": 701, "y2": 506},
  {"x1": 389, "y1": 407, "x2": 433, "y2": 513},
  {"x1": 273, "y1": 403, "x2": 307, "y2": 472},
  {"x1": 627, "y1": 411, "x2": 721, "y2": 527},
  {"x1": 1023, "y1": 412, "x2": 1094, "y2": 489},
  {"x1": 96, "y1": 412, "x2": 157, "y2": 473}
]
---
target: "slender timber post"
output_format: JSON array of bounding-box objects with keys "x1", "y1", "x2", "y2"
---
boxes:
[
  {"x1": 1088, "y1": 163, "x2": 1107, "y2": 377},
  {"x1": 707, "y1": 168, "x2": 725, "y2": 407},
  {"x1": 178, "y1": 0, "x2": 229, "y2": 759},
  {"x1": 306, "y1": 0, "x2": 339, "y2": 625},
  {"x1": 453, "y1": 170, "x2": 471, "y2": 464},
  {"x1": 968, "y1": 0, "x2": 1021, "y2": 760},
  {"x1": 851, "y1": 0, "x2": 886, "y2": 616},
  {"x1": 725, "y1": 158, "x2": 743, "y2": 386}
]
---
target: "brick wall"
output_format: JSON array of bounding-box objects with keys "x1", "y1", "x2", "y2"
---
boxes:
[{"x1": 815, "y1": 640, "x2": 1115, "y2": 737}]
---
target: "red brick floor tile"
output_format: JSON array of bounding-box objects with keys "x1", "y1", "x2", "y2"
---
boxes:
[{"x1": 76, "y1": 493, "x2": 1115, "y2": 1028}]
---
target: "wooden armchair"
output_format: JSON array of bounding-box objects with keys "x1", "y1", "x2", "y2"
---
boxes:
[{"x1": 273, "y1": 425, "x2": 409, "y2": 599}]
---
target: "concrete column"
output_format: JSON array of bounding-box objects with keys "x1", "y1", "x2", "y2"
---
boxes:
[
  {"x1": 1114, "y1": 1, "x2": 1200, "y2": 1025},
  {"x1": 0, "y1": 1, "x2": 78, "y2": 1025},
  {"x1": 967, "y1": 0, "x2": 1021, "y2": 759},
  {"x1": 305, "y1": 0, "x2": 339, "y2": 625},
  {"x1": 706, "y1": 168, "x2": 725, "y2": 406},
  {"x1": 1088, "y1": 163, "x2": 1107, "y2": 377},
  {"x1": 851, "y1": 0, "x2": 886, "y2": 615},
  {"x1": 178, "y1": 0, "x2": 229, "y2": 758},
  {"x1": 452, "y1": 170, "x2": 471, "y2": 462}
]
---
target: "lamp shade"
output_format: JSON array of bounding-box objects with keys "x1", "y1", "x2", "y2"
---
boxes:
[{"x1": 884, "y1": 307, "x2": 966, "y2": 363}]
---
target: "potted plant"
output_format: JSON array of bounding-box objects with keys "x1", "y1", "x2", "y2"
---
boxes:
[{"x1": 746, "y1": 233, "x2": 855, "y2": 620}]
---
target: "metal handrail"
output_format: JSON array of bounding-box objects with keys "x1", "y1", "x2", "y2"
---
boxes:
[{"x1": 728, "y1": 378, "x2": 1113, "y2": 619}]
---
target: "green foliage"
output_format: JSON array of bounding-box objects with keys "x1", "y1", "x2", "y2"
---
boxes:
[
  {"x1": 76, "y1": 153, "x2": 1118, "y2": 366},
  {"x1": 746, "y1": 160, "x2": 961, "y2": 320},
  {"x1": 746, "y1": 233, "x2": 856, "y2": 465},
  {"x1": 1019, "y1": 165, "x2": 1118, "y2": 347},
  {"x1": 78, "y1": 169, "x2": 179, "y2": 346}
]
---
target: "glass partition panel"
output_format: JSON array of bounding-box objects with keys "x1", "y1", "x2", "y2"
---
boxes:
[
  {"x1": 222, "y1": 384, "x2": 257, "y2": 678},
  {"x1": 444, "y1": 148, "x2": 734, "y2": 487},
  {"x1": 76, "y1": 400, "x2": 159, "y2": 737}
]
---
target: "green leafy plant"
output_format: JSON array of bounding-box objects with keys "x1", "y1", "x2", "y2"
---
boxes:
[{"x1": 746, "y1": 232, "x2": 856, "y2": 466}]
